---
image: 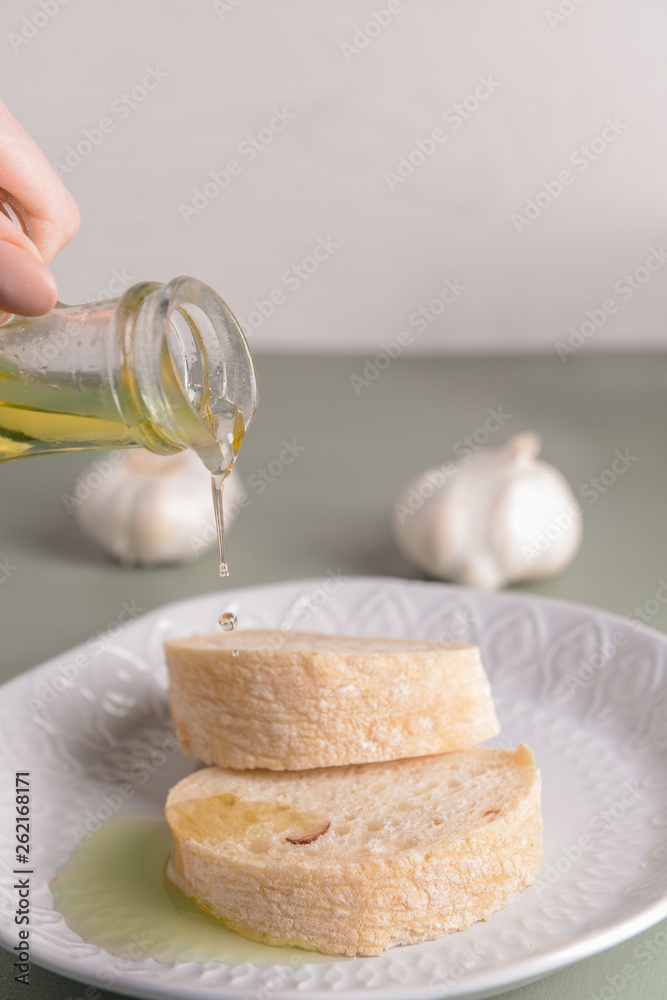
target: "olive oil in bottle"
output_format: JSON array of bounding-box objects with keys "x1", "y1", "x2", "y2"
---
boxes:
[{"x1": 0, "y1": 276, "x2": 258, "y2": 574}]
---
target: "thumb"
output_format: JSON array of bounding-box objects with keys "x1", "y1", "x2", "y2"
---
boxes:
[
  {"x1": 0, "y1": 193, "x2": 57, "y2": 317},
  {"x1": 0, "y1": 238, "x2": 58, "y2": 317}
]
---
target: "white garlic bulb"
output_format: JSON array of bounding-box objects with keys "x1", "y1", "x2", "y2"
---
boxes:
[
  {"x1": 392, "y1": 432, "x2": 582, "y2": 589},
  {"x1": 73, "y1": 449, "x2": 242, "y2": 566}
]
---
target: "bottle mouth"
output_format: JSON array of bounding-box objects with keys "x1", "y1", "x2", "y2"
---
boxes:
[{"x1": 126, "y1": 277, "x2": 258, "y2": 474}]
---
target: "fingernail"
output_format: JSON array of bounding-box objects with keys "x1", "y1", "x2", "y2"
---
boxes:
[{"x1": 0, "y1": 241, "x2": 58, "y2": 316}]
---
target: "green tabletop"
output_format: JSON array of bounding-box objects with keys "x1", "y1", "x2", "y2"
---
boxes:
[{"x1": 1, "y1": 353, "x2": 666, "y2": 999}]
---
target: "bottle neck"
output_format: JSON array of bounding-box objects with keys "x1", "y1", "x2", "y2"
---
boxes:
[{"x1": 116, "y1": 277, "x2": 257, "y2": 475}]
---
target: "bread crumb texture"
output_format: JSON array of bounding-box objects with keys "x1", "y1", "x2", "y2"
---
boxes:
[
  {"x1": 165, "y1": 630, "x2": 500, "y2": 770},
  {"x1": 166, "y1": 745, "x2": 542, "y2": 956}
]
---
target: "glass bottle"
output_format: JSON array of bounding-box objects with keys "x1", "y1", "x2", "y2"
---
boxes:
[{"x1": 0, "y1": 276, "x2": 258, "y2": 573}]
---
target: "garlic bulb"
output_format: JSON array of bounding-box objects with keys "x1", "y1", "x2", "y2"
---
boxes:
[
  {"x1": 392, "y1": 432, "x2": 582, "y2": 589},
  {"x1": 72, "y1": 449, "x2": 242, "y2": 566}
]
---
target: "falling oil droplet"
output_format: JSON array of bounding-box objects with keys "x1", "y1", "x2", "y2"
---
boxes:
[
  {"x1": 218, "y1": 612, "x2": 238, "y2": 631},
  {"x1": 211, "y1": 473, "x2": 229, "y2": 578}
]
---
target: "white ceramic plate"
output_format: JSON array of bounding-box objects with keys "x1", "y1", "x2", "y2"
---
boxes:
[{"x1": 1, "y1": 577, "x2": 666, "y2": 1000}]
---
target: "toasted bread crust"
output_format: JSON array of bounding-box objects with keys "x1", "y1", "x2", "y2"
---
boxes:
[{"x1": 165, "y1": 630, "x2": 499, "y2": 770}]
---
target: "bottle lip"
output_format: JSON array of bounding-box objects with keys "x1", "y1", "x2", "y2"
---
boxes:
[
  {"x1": 121, "y1": 276, "x2": 257, "y2": 473},
  {"x1": 159, "y1": 273, "x2": 258, "y2": 425}
]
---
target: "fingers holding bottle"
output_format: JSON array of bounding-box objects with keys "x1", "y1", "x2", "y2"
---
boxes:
[{"x1": 0, "y1": 99, "x2": 80, "y2": 316}]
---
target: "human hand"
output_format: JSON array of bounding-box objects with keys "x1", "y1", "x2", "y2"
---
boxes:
[{"x1": 0, "y1": 99, "x2": 80, "y2": 316}]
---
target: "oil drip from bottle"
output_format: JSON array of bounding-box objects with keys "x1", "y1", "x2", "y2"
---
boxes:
[
  {"x1": 213, "y1": 478, "x2": 237, "y2": 640},
  {"x1": 211, "y1": 472, "x2": 230, "y2": 578}
]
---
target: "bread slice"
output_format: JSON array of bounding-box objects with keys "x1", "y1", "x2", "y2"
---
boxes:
[
  {"x1": 165, "y1": 630, "x2": 499, "y2": 770},
  {"x1": 165, "y1": 744, "x2": 542, "y2": 956}
]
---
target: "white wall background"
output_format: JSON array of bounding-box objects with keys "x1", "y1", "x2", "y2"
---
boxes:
[{"x1": 1, "y1": 0, "x2": 667, "y2": 355}]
